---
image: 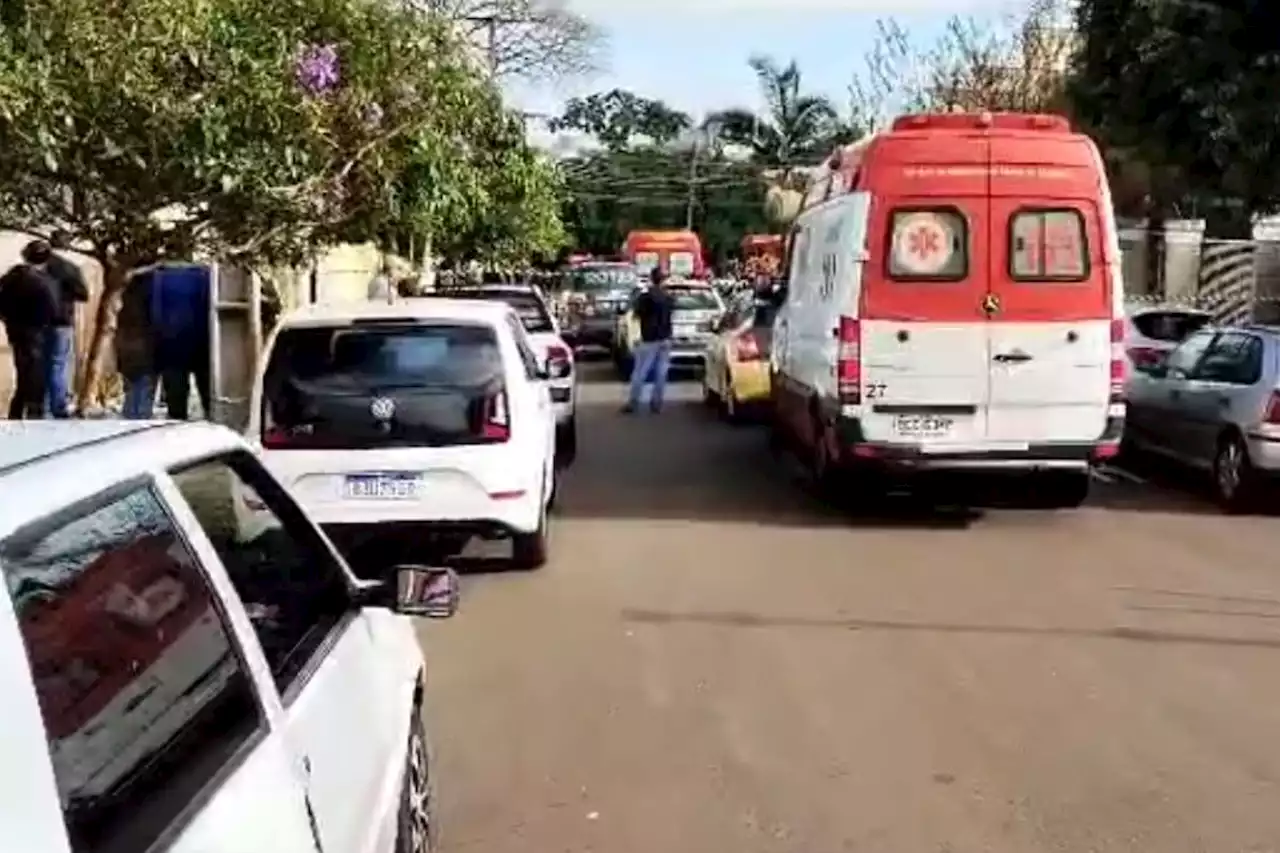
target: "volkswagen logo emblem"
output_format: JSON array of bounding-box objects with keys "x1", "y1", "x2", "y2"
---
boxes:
[{"x1": 370, "y1": 397, "x2": 396, "y2": 421}]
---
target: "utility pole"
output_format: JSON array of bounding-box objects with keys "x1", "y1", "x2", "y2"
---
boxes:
[
  {"x1": 463, "y1": 14, "x2": 522, "y2": 75},
  {"x1": 685, "y1": 136, "x2": 699, "y2": 230}
]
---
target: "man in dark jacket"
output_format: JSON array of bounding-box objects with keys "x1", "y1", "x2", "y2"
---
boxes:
[
  {"x1": 623, "y1": 267, "x2": 675, "y2": 414},
  {"x1": 44, "y1": 231, "x2": 89, "y2": 417},
  {"x1": 151, "y1": 264, "x2": 211, "y2": 420},
  {"x1": 116, "y1": 264, "x2": 158, "y2": 418},
  {"x1": 0, "y1": 243, "x2": 59, "y2": 419}
]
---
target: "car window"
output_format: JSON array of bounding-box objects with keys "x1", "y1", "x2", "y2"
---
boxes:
[
  {"x1": 667, "y1": 287, "x2": 720, "y2": 311},
  {"x1": 1009, "y1": 208, "x2": 1088, "y2": 281},
  {"x1": 453, "y1": 288, "x2": 555, "y2": 334},
  {"x1": 887, "y1": 208, "x2": 967, "y2": 281},
  {"x1": 1130, "y1": 311, "x2": 1211, "y2": 342},
  {"x1": 170, "y1": 452, "x2": 353, "y2": 698},
  {"x1": 261, "y1": 322, "x2": 507, "y2": 450},
  {"x1": 0, "y1": 483, "x2": 262, "y2": 853},
  {"x1": 1167, "y1": 331, "x2": 1217, "y2": 378},
  {"x1": 505, "y1": 315, "x2": 542, "y2": 380},
  {"x1": 1192, "y1": 332, "x2": 1263, "y2": 385}
]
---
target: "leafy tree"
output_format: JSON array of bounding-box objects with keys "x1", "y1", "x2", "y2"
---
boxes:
[
  {"x1": 1069, "y1": 0, "x2": 1280, "y2": 235},
  {"x1": 549, "y1": 89, "x2": 693, "y2": 150},
  {"x1": 0, "y1": 0, "x2": 531, "y2": 403},
  {"x1": 559, "y1": 146, "x2": 769, "y2": 268},
  {"x1": 708, "y1": 55, "x2": 848, "y2": 167}
]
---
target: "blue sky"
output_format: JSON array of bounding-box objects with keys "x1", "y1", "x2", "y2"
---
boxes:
[{"x1": 508, "y1": 0, "x2": 1033, "y2": 134}]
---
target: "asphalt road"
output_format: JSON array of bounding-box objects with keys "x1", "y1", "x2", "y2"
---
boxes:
[{"x1": 419, "y1": 364, "x2": 1280, "y2": 853}]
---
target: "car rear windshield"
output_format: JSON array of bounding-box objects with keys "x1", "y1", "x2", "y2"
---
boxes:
[
  {"x1": 1131, "y1": 311, "x2": 1212, "y2": 342},
  {"x1": 1010, "y1": 208, "x2": 1088, "y2": 281},
  {"x1": 448, "y1": 289, "x2": 554, "y2": 333},
  {"x1": 261, "y1": 322, "x2": 506, "y2": 449},
  {"x1": 668, "y1": 287, "x2": 719, "y2": 310},
  {"x1": 887, "y1": 208, "x2": 968, "y2": 281}
]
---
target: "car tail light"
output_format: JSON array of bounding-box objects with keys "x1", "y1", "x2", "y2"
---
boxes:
[
  {"x1": 837, "y1": 316, "x2": 861, "y2": 404},
  {"x1": 480, "y1": 389, "x2": 511, "y2": 441},
  {"x1": 734, "y1": 332, "x2": 763, "y2": 361},
  {"x1": 1110, "y1": 319, "x2": 1126, "y2": 402},
  {"x1": 546, "y1": 344, "x2": 573, "y2": 379},
  {"x1": 1126, "y1": 346, "x2": 1163, "y2": 367},
  {"x1": 1264, "y1": 391, "x2": 1280, "y2": 424}
]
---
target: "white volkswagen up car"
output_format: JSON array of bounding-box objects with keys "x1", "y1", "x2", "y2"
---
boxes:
[
  {"x1": 0, "y1": 421, "x2": 459, "y2": 853},
  {"x1": 249, "y1": 299, "x2": 558, "y2": 570}
]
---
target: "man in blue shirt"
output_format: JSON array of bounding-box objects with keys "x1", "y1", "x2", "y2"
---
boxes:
[{"x1": 623, "y1": 267, "x2": 675, "y2": 414}]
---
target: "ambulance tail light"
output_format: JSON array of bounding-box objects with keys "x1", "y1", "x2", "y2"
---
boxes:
[
  {"x1": 1110, "y1": 318, "x2": 1126, "y2": 403},
  {"x1": 837, "y1": 316, "x2": 861, "y2": 404}
]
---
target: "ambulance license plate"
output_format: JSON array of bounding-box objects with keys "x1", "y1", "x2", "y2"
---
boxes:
[{"x1": 893, "y1": 415, "x2": 954, "y2": 439}]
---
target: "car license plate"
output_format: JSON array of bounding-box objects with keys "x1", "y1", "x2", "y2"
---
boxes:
[
  {"x1": 344, "y1": 474, "x2": 421, "y2": 499},
  {"x1": 893, "y1": 414, "x2": 954, "y2": 439}
]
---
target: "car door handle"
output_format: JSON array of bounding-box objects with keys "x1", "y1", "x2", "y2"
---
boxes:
[{"x1": 993, "y1": 351, "x2": 1032, "y2": 364}]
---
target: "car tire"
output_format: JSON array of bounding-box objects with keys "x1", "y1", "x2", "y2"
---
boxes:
[
  {"x1": 1213, "y1": 433, "x2": 1259, "y2": 513},
  {"x1": 395, "y1": 710, "x2": 438, "y2": 853},
  {"x1": 555, "y1": 418, "x2": 578, "y2": 468},
  {"x1": 511, "y1": 487, "x2": 550, "y2": 569}
]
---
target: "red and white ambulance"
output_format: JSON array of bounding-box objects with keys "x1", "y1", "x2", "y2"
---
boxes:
[{"x1": 769, "y1": 112, "x2": 1126, "y2": 507}]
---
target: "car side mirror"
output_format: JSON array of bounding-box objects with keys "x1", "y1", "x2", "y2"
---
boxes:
[{"x1": 390, "y1": 566, "x2": 460, "y2": 619}]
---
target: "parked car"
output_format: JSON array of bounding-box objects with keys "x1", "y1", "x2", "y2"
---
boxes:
[
  {"x1": 613, "y1": 280, "x2": 726, "y2": 378},
  {"x1": 430, "y1": 282, "x2": 578, "y2": 465},
  {"x1": 0, "y1": 421, "x2": 458, "y2": 853},
  {"x1": 1125, "y1": 324, "x2": 1280, "y2": 510},
  {"x1": 702, "y1": 298, "x2": 778, "y2": 421},
  {"x1": 555, "y1": 262, "x2": 638, "y2": 353},
  {"x1": 249, "y1": 298, "x2": 558, "y2": 570},
  {"x1": 1123, "y1": 304, "x2": 1212, "y2": 376}
]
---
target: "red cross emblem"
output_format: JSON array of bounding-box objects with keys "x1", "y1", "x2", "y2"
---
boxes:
[{"x1": 908, "y1": 225, "x2": 941, "y2": 260}]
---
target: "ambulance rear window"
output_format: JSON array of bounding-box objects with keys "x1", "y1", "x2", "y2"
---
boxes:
[
  {"x1": 887, "y1": 208, "x2": 967, "y2": 281},
  {"x1": 1010, "y1": 209, "x2": 1088, "y2": 281}
]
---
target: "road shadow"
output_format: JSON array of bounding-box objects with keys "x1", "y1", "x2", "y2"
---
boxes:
[
  {"x1": 1090, "y1": 452, "x2": 1280, "y2": 517},
  {"x1": 558, "y1": 397, "x2": 980, "y2": 529}
]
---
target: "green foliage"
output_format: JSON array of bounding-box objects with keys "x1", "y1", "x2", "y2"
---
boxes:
[
  {"x1": 550, "y1": 89, "x2": 693, "y2": 150},
  {"x1": 559, "y1": 146, "x2": 769, "y2": 267},
  {"x1": 1070, "y1": 0, "x2": 1280, "y2": 232},
  {"x1": 0, "y1": 0, "x2": 560, "y2": 266},
  {"x1": 708, "y1": 55, "x2": 853, "y2": 166}
]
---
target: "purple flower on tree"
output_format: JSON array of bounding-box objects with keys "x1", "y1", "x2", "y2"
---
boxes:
[{"x1": 295, "y1": 43, "x2": 340, "y2": 95}]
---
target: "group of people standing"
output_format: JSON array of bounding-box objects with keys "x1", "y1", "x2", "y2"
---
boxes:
[
  {"x1": 0, "y1": 232, "x2": 88, "y2": 419},
  {"x1": 0, "y1": 236, "x2": 212, "y2": 421}
]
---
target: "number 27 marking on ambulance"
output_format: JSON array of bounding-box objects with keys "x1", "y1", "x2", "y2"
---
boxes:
[{"x1": 865, "y1": 383, "x2": 886, "y2": 398}]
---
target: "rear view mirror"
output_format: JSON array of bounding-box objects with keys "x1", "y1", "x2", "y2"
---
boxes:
[{"x1": 392, "y1": 566, "x2": 460, "y2": 619}]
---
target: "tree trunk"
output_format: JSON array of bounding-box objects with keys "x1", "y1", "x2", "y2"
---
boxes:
[{"x1": 76, "y1": 260, "x2": 129, "y2": 412}]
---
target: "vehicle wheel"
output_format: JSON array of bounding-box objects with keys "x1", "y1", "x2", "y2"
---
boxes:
[
  {"x1": 396, "y1": 710, "x2": 437, "y2": 853},
  {"x1": 511, "y1": 490, "x2": 550, "y2": 569},
  {"x1": 1029, "y1": 471, "x2": 1090, "y2": 509},
  {"x1": 1214, "y1": 434, "x2": 1258, "y2": 513},
  {"x1": 555, "y1": 418, "x2": 577, "y2": 468}
]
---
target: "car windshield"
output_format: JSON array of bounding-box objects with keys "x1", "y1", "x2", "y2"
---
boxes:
[
  {"x1": 447, "y1": 289, "x2": 554, "y2": 333},
  {"x1": 668, "y1": 287, "x2": 719, "y2": 311},
  {"x1": 261, "y1": 323, "x2": 505, "y2": 449},
  {"x1": 568, "y1": 267, "x2": 637, "y2": 294}
]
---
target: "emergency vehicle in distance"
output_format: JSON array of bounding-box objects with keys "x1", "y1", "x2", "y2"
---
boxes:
[
  {"x1": 768, "y1": 111, "x2": 1125, "y2": 509},
  {"x1": 621, "y1": 230, "x2": 706, "y2": 279},
  {"x1": 740, "y1": 234, "x2": 784, "y2": 282}
]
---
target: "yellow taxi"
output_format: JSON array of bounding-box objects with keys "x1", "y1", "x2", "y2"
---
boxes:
[{"x1": 701, "y1": 298, "x2": 778, "y2": 421}]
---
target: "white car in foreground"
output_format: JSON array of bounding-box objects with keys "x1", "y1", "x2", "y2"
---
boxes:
[
  {"x1": 431, "y1": 282, "x2": 577, "y2": 465},
  {"x1": 249, "y1": 298, "x2": 558, "y2": 570},
  {"x1": 0, "y1": 420, "x2": 458, "y2": 853}
]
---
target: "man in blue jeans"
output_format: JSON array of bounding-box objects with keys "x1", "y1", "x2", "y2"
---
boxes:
[
  {"x1": 42, "y1": 232, "x2": 88, "y2": 417},
  {"x1": 623, "y1": 267, "x2": 675, "y2": 414}
]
